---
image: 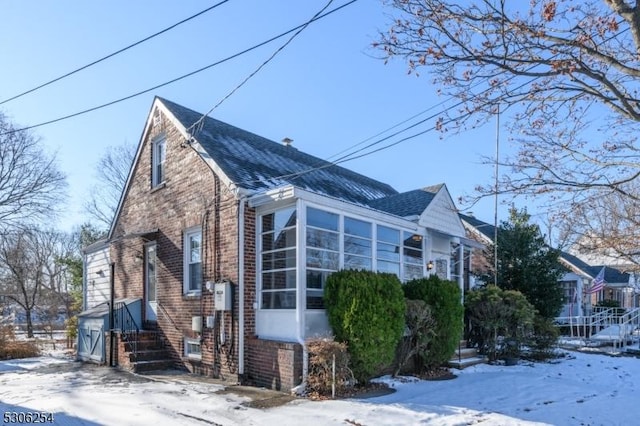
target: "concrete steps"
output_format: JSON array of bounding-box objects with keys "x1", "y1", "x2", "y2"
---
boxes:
[{"x1": 448, "y1": 341, "x2": 486, "y2": 369}]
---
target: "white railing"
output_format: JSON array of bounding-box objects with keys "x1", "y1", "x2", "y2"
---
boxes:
[{"x1": 556, "y1": 307, "x2": 640, "y2": 350}]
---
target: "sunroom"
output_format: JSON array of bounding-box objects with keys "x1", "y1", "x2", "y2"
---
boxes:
[{"x1": 249, "y1": 185, "x2": 472, "y2": 342}]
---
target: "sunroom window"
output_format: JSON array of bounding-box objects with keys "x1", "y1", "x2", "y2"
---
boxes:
[
  {"x1": 261, "y1": 207, "x2": 297, "y2": 309},
  {"x1": 344, "y1": 216, "x2": 372, "y2": 271},
  {"x1": 306, "y1": 207, "x2": 339, "y2": 309},
  {"x1": 377, "y1": 225, "x2": 400, "y2": 277},
  {"x1": 403, "y1": 231, "x2": 424, "y2": 281}
]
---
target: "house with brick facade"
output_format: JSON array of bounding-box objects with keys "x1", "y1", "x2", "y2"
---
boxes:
[{"x1": 83, "y1": 96, "x2": 479, "y2": 391}]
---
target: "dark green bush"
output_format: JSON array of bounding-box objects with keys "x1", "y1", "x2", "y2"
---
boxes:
[
  {"x1": 465, "y1": 286, "x2": 535, "y2": 362},
  {"x1": 324, "y1": 270, "x2": 405, "y2": 383},
  {"x1": 596, "y1": 299, "x2": 626, "y2": 316},
  {"x1": 596, "y1": 299, "x2": 620, "y2": 308},
  {"x1": 394, "y1": 299, "x2": 436, "y2": 376},
  {"x1": 403, "y1": 275, "x2": 463, "y2": 370}
]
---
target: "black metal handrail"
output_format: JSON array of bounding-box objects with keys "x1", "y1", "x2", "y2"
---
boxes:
[{"x1": 113, "y1": 301, "x2": 140, "y2": 360}]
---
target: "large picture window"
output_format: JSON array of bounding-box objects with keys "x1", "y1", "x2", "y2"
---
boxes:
[
  {"x1": 183, "y1": 227, "x2": 202, "y2": 295},
  {"x1": 261, "y1": 207, "x2": 297, "y2": 309}
]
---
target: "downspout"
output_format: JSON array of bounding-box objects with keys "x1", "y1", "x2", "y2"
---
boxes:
[
  {"x1": 82, "y1": 252, "x2": 88, "y2": 312},
  {"x1": 295, "y1": 198, "x2": 308, "y2": 391},
  {"x1": 109, "y1": 262, "x2": 115, "y2": 367},
  {"x1": 458, "y1": 243, "x2": 464, "y2": 303},
  {"x1": 237, "y1": 195, "x2": 245, "y2": 377}
]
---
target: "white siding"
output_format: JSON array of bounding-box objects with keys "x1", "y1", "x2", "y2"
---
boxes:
[
  {"x1": 84, "y1": 246, "x2": 111, "y2": 310},
  {"x1": 418, "y1": 189, "x2": 466, "y2": 238}
]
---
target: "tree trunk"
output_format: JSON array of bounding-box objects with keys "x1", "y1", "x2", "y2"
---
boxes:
[{"x1": 25, "y1": 307, "x2": 34, "y2": 338}]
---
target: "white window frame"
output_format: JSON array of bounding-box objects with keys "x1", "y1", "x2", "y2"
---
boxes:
[
  {"x1": 152, "y1": 136, "x2": 166, "y2": 187},
  {"x1": 184, "y1": 337, "x2": 201, "y2": 360},
  {"x1": 183, "y1": 227, "x2": 202, "y2": 296}
]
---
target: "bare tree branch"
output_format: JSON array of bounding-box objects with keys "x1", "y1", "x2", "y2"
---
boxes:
[
  {"x1": 0, "y1": 113, "x2": 66, "y2": 230},
  {"x1": 84, "y1": 141, "x2": 135, "y2": 230},
  {"x1": 377, "y1": 0, "x2": 640, "y2": 262}
]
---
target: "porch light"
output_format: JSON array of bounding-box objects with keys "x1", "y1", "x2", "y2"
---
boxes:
[{"x1": 427, "y1": 260, "x2": 434, "y2": 271}]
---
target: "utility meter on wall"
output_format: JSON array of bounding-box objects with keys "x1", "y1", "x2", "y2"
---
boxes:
[{"x1": 214, "y1": 281, "x2": 232, "y2": 311}]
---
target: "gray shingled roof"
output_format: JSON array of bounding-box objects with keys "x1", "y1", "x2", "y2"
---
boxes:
[
  {"x1": 368, "y1": 185, "x2": 442, "y2": 217},
  {"x1": 559, "y1": 251, "x2": 594, "y2": 276},
  {"x1": 160, "y1": 97, "x2": 398, "y2": 205},
  {"x1": 459, "y1": 213, "x2": 496, "y2": 241}
]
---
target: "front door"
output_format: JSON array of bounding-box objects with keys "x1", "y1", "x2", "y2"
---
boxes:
[{"x1": 145, "y1": 243, "x2": 157, "y2": 321}]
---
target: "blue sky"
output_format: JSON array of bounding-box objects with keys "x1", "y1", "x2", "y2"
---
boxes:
[{"x1": 0, "y1": 0, "x2": 513, "y2": 231}]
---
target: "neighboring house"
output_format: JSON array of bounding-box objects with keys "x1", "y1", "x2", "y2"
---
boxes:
[
  {"x1": 460, "y1": 214, "x2": 639, "y2": 320},
  {"x1": 77, "y1": 239, "x2": 112, "y2": 363},
  {"x1": 82, "y1": 96, "x2": 478, "y2": 391},
  {"x1": 82, "y1": 239, "x2": 111, "y2": 311}
]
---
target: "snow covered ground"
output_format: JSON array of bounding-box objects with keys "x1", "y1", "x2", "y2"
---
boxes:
[{"x1": 1, "y1": 349, "x2": 638, "y2": 425}]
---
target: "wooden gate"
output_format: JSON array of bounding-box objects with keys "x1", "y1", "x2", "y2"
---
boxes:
[{"x1": 78, "y1": 325, "x2": 104, "y2": 363}]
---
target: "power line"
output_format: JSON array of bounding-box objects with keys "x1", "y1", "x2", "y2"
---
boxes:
[
  {"x1": 0, "y1": 0, "x2": 231, "y2": 106},
  {"x1": 188, "y1": 0, "x2": 345, "y2": 136},
  {"x1": 0, "y1": 1, "x2": 356, "y2": 137}
]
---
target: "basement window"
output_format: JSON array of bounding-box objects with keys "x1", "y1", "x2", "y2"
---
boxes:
[{"x1": 184, "y1": 337, "x2": 201, "y2": 360}]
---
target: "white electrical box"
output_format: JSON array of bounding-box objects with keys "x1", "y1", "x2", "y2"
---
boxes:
[
  {"x1": 192, "y1": 316, "x2": 202, "y2": 333},
  {"x1": 205, "y1": 281, "x2": 214, "y2": 292},
  {"x1": 215, "y1": 281, "x2": 232, "y2": 311},
  {"x1": 206, "y1": 315, "x2": 215, "y2": 328}
]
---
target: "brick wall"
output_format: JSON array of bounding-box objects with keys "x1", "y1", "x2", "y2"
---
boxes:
[
  {"x1": 110, "y1": 106, "x2": 246, "y2": 382},
  {"x1": 245, "y1": 337, "x2": 303, "y2": 392}
]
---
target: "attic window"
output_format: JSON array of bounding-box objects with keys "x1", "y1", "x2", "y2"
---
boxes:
[{"x1": 152, "y1": 136, "x2": 166, "y2": 188}]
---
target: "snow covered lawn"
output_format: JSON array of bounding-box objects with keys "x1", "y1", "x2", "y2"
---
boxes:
[{"x1": 0, "y1": 350, "x2": 637, "y2": 425}]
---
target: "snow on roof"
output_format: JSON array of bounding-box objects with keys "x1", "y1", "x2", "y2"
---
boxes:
[{"x1": 159, "y1": 97, "x2": 398, "y2": 205}]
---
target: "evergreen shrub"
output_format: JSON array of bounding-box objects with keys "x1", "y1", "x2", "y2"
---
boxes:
[
  {"x1": 465, "y1": 286, "x2": 535, "y2": 361},
  {"x1": 324, "y1": 270, "x2": 405, "y2": 383},
  {"x1": 403, "y1": 275, "x2": 463, "y2": 370}
]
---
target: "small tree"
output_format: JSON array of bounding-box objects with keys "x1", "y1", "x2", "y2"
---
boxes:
[
  {"x1": 403, "y1": 275, "x2": 463, "y2": 370},
  {"x1": 324, "y1": 270, "x2": 405, "y2": 383},
  {"x1": 486, "y1": 207, "x2": 565, "y2": 319}
]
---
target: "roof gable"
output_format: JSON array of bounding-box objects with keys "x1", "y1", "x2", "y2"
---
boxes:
[
  {"x1": 418, "y1": 185, "x2": 465, "y2": 237},
  {"x1": 159, "y1": 97, "x2": 398, "y2": 205}
]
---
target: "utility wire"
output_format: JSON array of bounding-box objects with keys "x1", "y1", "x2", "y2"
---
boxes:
[
  {"x1": 0, "y1": 0, "x2": 231, "y2": 106},
  {"x1": 188, "y1": 0, "x2": 343, "y2": 136},
  {"x1": 0, "y1": 0, "x2": 356, "y2": 137}
]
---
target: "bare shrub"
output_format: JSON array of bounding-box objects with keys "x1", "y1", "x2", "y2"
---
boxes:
[
  {"x1": 306, "y1": 338, "x2": 354, "y2": 397},
  {"x1": 1, "y1": 341, "x2": 39, "y2": 359}
]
